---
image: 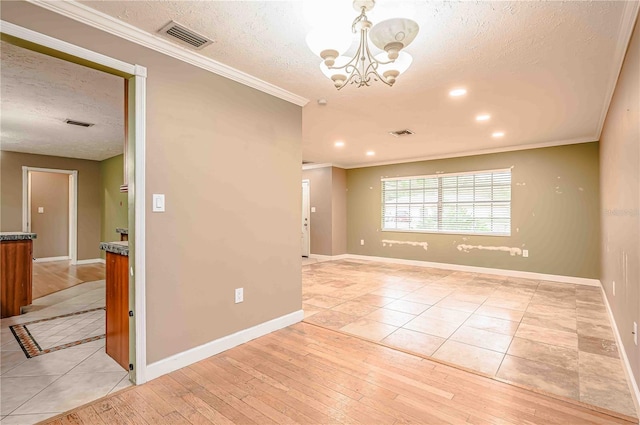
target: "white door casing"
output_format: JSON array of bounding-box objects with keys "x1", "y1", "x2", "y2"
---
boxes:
[
  {"x1": 302, "y1": 180, "x2": 310, "y2": 257},
  {"x1": 22, "y1": 166, "x2": 77, "y2": 263},
  {"x1": 3, "y1": 20, "x2": 148, "y2": 385}
]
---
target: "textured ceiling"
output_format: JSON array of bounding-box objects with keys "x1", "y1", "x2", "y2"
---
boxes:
[
  {"x1": 78, "y1": 0, "x2": 632, "y2": 167},
  {"x1": 36, "y1": 1, "x2": 637, "y2": 166},
  {"x1": 0, "y1": 40, "x2": 124, "y2": 161}
]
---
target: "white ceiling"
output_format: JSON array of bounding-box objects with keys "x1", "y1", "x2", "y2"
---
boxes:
[
  {"x1": 7, "y1": 1, "x2": 637, "y2": 167},
  {"x1": 0, "y1": 40, "x2": 124, "y2": 161}
]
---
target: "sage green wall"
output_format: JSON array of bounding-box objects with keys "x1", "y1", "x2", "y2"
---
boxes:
[
  {"x1": 100, "y1": 154, "x2": 127, "y2": 257},
  {"x1": 331, "y1": 167, "x2": 347, "y2": 256},
  {"x1": 347, "y1": 143, "x2": 600, "y2": 279},
  {"x1": 600, "y1": 17, "x2": 639, "y2": 391}
]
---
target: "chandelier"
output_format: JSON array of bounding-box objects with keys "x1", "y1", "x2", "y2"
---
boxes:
[{"x1": 306, "y1": 0, "x2": 419, "y2": 90}]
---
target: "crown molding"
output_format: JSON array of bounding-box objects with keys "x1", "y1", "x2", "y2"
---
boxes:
[
  {"x1": 25, "y1": 0, "x2": 309, "y2": 107},
  {"x1": 302, "y1": 163, "x2": 334, "y2": 170},
  {"x1": 596, "y1": 0, "x2": 640, "y2": 139},
  {"x1": 341, "y1": 137, "x2": 597, "y2": 169}
]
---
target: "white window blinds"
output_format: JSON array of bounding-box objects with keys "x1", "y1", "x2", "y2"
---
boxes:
[{"x1": 382, "y1": 169, "x2": 511, "y2": 236}]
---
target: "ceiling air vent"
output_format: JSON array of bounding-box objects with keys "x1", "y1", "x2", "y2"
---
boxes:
[
  {"x1": 65, "y1": 119, "x2": 94, "y2": 128},
  {"x1": 389, "y1": 129, "x2": 414, "y2": 137},
  {"x1": 158, "y1": 21, "x2": 213, "y2": 50}
]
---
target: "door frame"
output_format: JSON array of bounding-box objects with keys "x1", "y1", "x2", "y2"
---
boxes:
[
  {"x1": 22, "y1": 166, "x2": 78, "y2": 264},
  {"x1": 302, "y1": 179, "x2": 310, "y2": 257},
  {"x1": 2, "y1": 20, "x2": 148, "y2": 384}
]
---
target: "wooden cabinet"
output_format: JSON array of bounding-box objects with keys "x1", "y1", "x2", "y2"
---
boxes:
[
  {"x1": 106, "y1": 251, "x2": 129, "y2": 371},
  {"x1": 1, "y1": 240, "x2": 33, "y2": 318}
]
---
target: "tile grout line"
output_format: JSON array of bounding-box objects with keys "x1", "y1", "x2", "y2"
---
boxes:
[{"x1": 494, "y1": 280, "x2": 540, "y2": 377}]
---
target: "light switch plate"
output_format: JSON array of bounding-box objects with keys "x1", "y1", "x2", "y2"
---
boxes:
[
  {"x1": 37, "y1": 207, "x2": 44, "y2": 213},
  {"x1": 311, "y1": 207, "x2": 316, "y2": 213},
  {"x1": 235, "y1": 288, "x2": 244, "y2": 304},
  {"x1": 152, "y1": 194, "x2": 165, "y2": 212}
]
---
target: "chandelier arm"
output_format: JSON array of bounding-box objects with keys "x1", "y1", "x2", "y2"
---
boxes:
[{"x1": 363, "y1": 35, "x2": 392, "y2": 86}]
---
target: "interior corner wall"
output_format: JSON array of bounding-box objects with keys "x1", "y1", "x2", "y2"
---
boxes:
[
  {"x1": 100, "y1": 154, "x2": 128, "y2": 258},
  {"x1": 331, "y1": 167, "x2": 347, "y2": 255},
  {"x1": 599, "y1": 16, "x2": 640, "y2": 391},
  {"x1": 302, "y1": 167, "x2": 333, "y2": 255},
  {"x1": 0, "y1": 1, "x2": 303, "y2": 365},
  {"x1": 0, "y1": 151, "x2": 101, "y2": 260},
  {"x1": 346, "y1": 142, "x2": 600, "y2": 279}
]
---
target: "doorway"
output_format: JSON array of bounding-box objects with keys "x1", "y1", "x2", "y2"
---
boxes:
[
  {"x1": 302, "y1": 179, "x2": 310, "y2": 257},
  {"x1": 2, "y1": 18, "x2": 148, "y2": 397},
  {"x1": 22, "y1": 167, "x2": 78, "y2": 264}
]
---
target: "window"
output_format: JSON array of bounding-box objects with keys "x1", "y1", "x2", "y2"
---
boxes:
[{"x1": 382, "y1": 169, "x2": 511, "y2": 236}]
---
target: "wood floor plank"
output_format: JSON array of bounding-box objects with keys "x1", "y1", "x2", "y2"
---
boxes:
[
  {"x1": 72, "y1": 406, "x2": 107, "y2": 425},
  {"x1": 177, "y1": 368, "x2": 276, "y2": 425},
  {"x1": 41, "y1": 323, "x2": 637, "y2": 425},
  {"x1": 32, "y1": 261, "x2": 105, "y2": 299}
]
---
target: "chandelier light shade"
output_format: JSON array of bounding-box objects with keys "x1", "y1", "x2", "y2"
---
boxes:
[{"x1": 306, "y1": 0, "x2": 419, "y2": 90}]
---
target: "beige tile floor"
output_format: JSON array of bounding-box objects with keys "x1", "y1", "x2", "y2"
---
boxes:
[
  {"x1": 302, "y1": 259, "x2": 638, "y2": 418},
  {"x1": 1, "y1": 281, "x2": 132, "y2": 425}
]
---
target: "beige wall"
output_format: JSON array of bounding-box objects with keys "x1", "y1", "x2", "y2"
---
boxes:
[
  {"x1": 30, "y1": 171, "x2": 69, "y2": 258},
  {"x1": 302, "y1": 166, "x2": 347, "y2": 256},
  {"x1": 347, "y1": 143, "x2": 600, "y2": 279},
  {"x1": 100, "y1": 154, "x2": 127, "y2": 257},
  {"x1": 1, "y1": 2, "x2": 303, "y2": 365},
  {"x1": 0, "y1": 151, "x2": 101, "y2": 260},
  {"x1": 302, "y1": 167, "x2": 332, "y2": 255},
  {"x1": 600, "y1": 18, "x2": 639, "y2": 390},
  {"x1": 331, "y1": 167, "x2": 347, "y2": 255}
]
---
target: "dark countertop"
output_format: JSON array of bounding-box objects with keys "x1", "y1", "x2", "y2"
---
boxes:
[
  {"x1": 0, "y1": 232, "x2": 37, "y2": 241},
  {"x1": 116, "y1": 228, "x2": 128, "y2": 235},
  {"x1": 99, "y1": 241, "x2": 129, "y2": 256}
]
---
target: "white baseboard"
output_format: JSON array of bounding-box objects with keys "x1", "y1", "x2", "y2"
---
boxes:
[
  {"x1": 75, "y1": 258, "x2": 106, "y2": 265},
  {"x1": 309, "y1": 253, "x2": 349, "y2": 262},
  {"x1": 145, "y1": 309, "x2": 304, "y2": 382},
  {"x1": 600, "y1": 287, "x2": 640, "y2": 418},
  {"x1": 33, "y1": 256, "x2": 70, "y2": 263},
  {"x1": 344, "y1": 254, "x2": 601, "y2": 287}
]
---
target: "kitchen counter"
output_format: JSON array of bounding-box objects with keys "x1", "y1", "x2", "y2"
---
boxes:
[
  {"x1": 0, "y1": 232, "x2": 37, "y2": 241},
  {"x1": 99, "y1": 241, "x2": 129, "y2": 256},
  {"x1": 116, "y1": 228, "x2": 128, "y2": 242},
  {"x1": 99, "y1": 240, "x2": 129, "y2": 370},
  {"x1": 1, "y1": 232, "x2": 36, "y2": 318}
]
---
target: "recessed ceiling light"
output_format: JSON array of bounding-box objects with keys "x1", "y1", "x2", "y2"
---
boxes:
[
  {"x1": 492, "y1": 131, "x2": 505, "y2": 138},
  {"x1": 366, "y1": 151, "x2": 375, "y2": 156},
  {"x1": 449, "y1": 88, "x2": 467, "y2": 97},
  {"x1": 476, "y1": 114, "x2": 491, "y2": 121},
  {"x1": 334, "y1": 141, "x2": 345, "y2": 147}
]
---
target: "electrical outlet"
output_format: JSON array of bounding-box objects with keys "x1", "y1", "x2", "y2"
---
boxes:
[
  {"x1": 613, "y1": 281, "x2": 616, "y2": 296},
  {"x1": 235, "y1": 288, "x2": 244, "y2": 304},
  {"x1": 634, "y1": 322, "x2": 638, "y2": 346},
  {"x1": 522, "y1": 250, "x2": 529, "y2": 258},
  {"x1": 360, "y1": 239, "x2": 365, "y2": 246}
]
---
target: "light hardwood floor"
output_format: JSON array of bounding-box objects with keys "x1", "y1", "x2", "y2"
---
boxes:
[
  {"x1": 42, "y1": 322, "x2": 634, "y2": 425},
  {"x1": 32, "y1": 261, "x2": 105, "y2": 299}
]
